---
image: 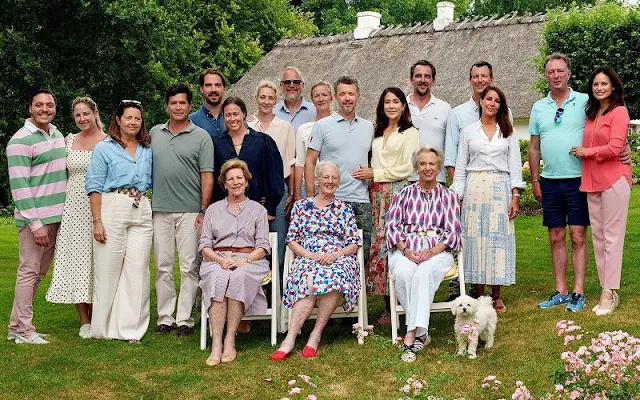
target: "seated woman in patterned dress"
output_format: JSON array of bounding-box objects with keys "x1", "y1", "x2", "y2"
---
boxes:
[
  {"x1": 271, "y1": 161, "x2": 362, "y2": 361},
  {"x1": 199, "y1": 159, "x2": 271, "y2": 366},
  {"x1": 386, "y1": 146, "x2": 462, "y2": 363}
]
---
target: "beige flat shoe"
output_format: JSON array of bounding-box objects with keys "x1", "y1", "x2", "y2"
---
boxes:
[
  {"x1": 205, "y1": 357, "x2": 221, "y2": 366},
  {"x1": 595, "y1": 289, "x2": 616, "y2": 316},
  {"x1": 221, "y1": 354, "x2": 237, "y2": 363}
]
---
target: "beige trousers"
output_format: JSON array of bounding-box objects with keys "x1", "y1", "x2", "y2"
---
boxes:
[
  {"x1": 91, "y1": 192, "x2": 152, "y2": 341},
  {"x1": 152, "y1": 212, "x2": 201, "y2": 328}
]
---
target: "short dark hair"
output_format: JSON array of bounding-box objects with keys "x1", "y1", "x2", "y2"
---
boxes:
[
  {"x1": 221, "y1": 96, "x2": 247, "y2": 117},
  {"x1": 29, "y1": 89, "x2": 56, "y2": 106},
  {"x1": 165, "y1": 82, "x2": 193, "y2": 104},
  {"x1": 374, "y1": 87, "x2": 414, "y2": 138},
  {"x1": 586, "y1": 66, "x2": 625, "y2": 120},
  {"x1": 333, "y1": 76, "x2": 360, "y2": 94},
  {"x1": 469, "y1": 61, "x2": 493, "y2": 80},
  {"x1": 410, "y1": 60, "x2": 436, "y2": 80},
  {"x1": 199, "y1": 68, "x2": 227, "y2": 88}
]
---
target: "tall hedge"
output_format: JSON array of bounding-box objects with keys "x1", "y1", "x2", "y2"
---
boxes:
[{"x1": 540, "y1": 3, "x2": 640, "y2": 118}]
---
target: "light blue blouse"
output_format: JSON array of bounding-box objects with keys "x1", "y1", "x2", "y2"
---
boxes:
[{"x1": 86, "y1": 137, "x2": 152, "y2": 194}]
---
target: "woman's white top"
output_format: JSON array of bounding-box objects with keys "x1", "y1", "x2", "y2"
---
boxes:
[{"x1": 450, "y1": 120, "x2": 526, "y2": 197}]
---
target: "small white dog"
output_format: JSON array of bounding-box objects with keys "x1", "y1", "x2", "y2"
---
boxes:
[{"x1": 451, "y1": 295, "x2": 497, "y2": 359}]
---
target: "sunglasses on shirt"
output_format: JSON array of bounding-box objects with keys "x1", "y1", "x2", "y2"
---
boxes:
[
  {"x1": 280, "y1": 80, "x2": 302, "y2": 86},
  {"x1": 554, "y1": 108, "x2": 564, "y2": 124}
]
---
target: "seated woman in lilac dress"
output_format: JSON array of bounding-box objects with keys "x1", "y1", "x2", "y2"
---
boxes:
[
  {"x1": 199, "y1": 159, "x2": 271, "y2": 366},
  {"x1": 271, "y1": 161, "x2": 362, "y2": 361}
]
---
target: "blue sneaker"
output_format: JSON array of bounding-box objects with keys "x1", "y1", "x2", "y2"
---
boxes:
[
  {"x1": 538, "y1": 291, "x2": 571, "y2": 309},
  {"x1": 566, "y1": 293, "x2": 586, "y2": 312}
]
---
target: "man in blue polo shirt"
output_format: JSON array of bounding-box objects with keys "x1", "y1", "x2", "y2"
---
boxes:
[
  {"x1": 304, "y1": 76, "x2": 374, "y2": 264},
  {"x1": 190, "y1": 68, "x2": 227, "y2": 139},
  {"x1": 275, "y1": 66, "x2": 316, "y2": 131},
  {"x1": 529, "y1": 53, "x2": 590, "y2": 312}
]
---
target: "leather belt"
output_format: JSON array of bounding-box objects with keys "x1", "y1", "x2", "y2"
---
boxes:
[{"x1": 214, "y1": 247, "x2": 254, "y2": 253}]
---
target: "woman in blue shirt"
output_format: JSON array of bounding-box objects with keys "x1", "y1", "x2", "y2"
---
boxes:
[
  {"x1": 86, "y1": 100, "x2": 153, "y2": 342},
  {"x1": 212, "y1": 97, "x2": 284, "y2": 220}
]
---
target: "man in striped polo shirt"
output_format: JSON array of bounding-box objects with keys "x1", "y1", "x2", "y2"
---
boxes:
[{"x1": 7, "y1": 89, "x2": 67, "y2": 344}]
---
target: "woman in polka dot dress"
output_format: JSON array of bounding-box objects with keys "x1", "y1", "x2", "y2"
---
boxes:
[{"x1": 46, "y1": 97, "x2": 106, "y2": 338}]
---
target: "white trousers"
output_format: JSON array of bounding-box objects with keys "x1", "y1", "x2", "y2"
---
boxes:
[
  {"x1": 91, "y1": 192, "x2": 152, "y2": 341},
  {"x1": 389, "y1": 250, "x2": 453, "y2": 337},
  {"x1": 152, "y1": 212, "x2": 201, "y2": 327}
]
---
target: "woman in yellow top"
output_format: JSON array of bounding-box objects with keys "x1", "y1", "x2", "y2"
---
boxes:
[{"x1": 353, "y1": 87, "x2": 420, "y2": 324}]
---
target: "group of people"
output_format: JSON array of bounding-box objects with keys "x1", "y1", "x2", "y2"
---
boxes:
[{"x1": 6, "y1": 53, "x2": 631, "y2": 365}]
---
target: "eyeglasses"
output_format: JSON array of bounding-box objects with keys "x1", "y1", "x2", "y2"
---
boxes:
[
  {"x1": 554, "y1": 108, "x2": 564, "y2": 124},
  {"x1": 280, "y1": 80, "x2": 302, "y2": 86},
  {"x1": 121, "y1": 99, "x2": 141, "y2": 106}
]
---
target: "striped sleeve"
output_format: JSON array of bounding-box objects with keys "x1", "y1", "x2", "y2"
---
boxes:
[{"x1": 7, "y1": 138, "x2": 42, "y2": 230}]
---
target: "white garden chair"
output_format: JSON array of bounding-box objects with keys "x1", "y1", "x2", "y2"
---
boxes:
[{"x1": 200, "y1": 232, "x2": 280, "y2": 349}]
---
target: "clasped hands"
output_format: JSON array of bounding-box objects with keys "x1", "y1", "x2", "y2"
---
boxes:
[
  {"x1": 403, "y1": 248, "x2": 437, "y2": 264},
  {"x1": 308, "y1": 251, "x2": 343, "y2": 265}
]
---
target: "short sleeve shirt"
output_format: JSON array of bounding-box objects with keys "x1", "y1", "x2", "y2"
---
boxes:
[
  {"x1": 274, "y1": 98, "x2": 316, "y2": 131},
  {"x1": 150, "y1": 121, "x2": 214, "y2": 212},
  {"x1": 307, "y1": 112, "x2": 374, "y2": 203},
  {"x1": 528, "y1": 90, "x2": 587, "y2": 179}
]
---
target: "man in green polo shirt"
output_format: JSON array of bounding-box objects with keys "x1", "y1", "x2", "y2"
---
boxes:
[{"x1": 150, "y1": 83, "x2": 214, "y2": 337}]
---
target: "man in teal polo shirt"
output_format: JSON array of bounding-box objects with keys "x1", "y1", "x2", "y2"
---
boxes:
[
  {"x1": 529, "y1": 53, "x2": 590, "y2": 312},
  {"x1": 150, "y1": 83, "x2": 214, "y2": 336}
]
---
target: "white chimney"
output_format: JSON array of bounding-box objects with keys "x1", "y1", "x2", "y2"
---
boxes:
[
  {"x1": 433, "y1": 1, "x2": 455, "y2": 31},
  {"x1": 354, "y1": 11, "x2": 381, "y2": 40}
]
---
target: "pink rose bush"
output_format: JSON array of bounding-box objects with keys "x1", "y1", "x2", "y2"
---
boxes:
[
  {"x1": 352, "y1": 323, "x2": 375, "y2": 345},
  {"x1": 281, "y1": 374, "x2": 320, "y2": 399},
  {"x1": 475, "y1": 320, "x2": 640, "y2": 399}
]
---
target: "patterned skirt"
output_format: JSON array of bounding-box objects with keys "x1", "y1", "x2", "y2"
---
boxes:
[
  {"x1": 462, "y1": 171, "x2": 516, "y2": 285},
  {"x1": 366, "y1": 179, "x2": 409, "y2": 295}
]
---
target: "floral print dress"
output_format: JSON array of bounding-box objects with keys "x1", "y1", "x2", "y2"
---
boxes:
[{"x1": 283, "y1": 197, "x2": 362, "y2": 312}]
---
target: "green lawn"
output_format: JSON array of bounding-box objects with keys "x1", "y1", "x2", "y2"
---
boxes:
[{"x1": 1, "y1": 189, "x2": 639, "y2": 400}]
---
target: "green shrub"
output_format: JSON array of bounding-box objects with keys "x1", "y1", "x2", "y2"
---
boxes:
[{"x1": 540, "y1": 3, "x2": 640, "y2": 118}]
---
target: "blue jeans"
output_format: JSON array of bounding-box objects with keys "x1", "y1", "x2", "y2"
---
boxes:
[{"x1": 270, "y1": 183, "x2": 289, "y2": 291}]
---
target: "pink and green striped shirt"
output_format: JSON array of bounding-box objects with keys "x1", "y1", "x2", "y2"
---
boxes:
[{"x1": 7, "y1": 119, "x2": 67, "y2": 231}]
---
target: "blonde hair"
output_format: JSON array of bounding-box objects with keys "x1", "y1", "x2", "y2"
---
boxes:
[
  {"x1": 310, "y1": 80, "x2": 333, "y2": 97},
  {"x1": 218, "y1": 159, "x2": 252, "y2": 188},
  {"x1": 412, "y1": 145, "x2": 444, "y2": 171},
  {"x1": 71, "y1": 96, "x2": 104, "y2": 132},
  {"x1": 255, "y1": 80, "x2": 279, "y2": 102}
]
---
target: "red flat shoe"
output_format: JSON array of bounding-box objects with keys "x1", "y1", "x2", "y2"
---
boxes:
[
  {"x1": 301, "y1": 345, "x2": 319, "y2": 359},
  {"x1": 270, "y1": 350, "x2": 291, "y2": 361}
]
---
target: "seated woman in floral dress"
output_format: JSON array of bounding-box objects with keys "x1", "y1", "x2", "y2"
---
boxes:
[{"x1": 271, "y1": 161, "x2": 362, "y2": 361}]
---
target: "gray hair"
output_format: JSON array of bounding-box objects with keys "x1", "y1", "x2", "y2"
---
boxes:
[
  {"x1": 412, "y1": 145, "x2": 444, "y2": 171},
  {"x1": 281, "y1": 66, "x2": 304, "y2": 83},
  {"x1": 314, "y1": 160, "x2": 341, "y2": 180}
]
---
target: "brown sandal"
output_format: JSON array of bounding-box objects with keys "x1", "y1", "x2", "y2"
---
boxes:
[{"x1": 494, "y1": 298, "x2": 506, "y2": 313}]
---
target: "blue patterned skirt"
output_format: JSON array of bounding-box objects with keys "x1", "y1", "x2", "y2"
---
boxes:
[{"x1": 462, "y1": 171, "x2": 516, "y2": 285}]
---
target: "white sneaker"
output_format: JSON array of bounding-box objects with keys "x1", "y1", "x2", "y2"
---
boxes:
[
  {"x1": 8, "y1": 329, "x2": 49, "y2": 341},
  {"x1": 14, "y1": 333, "x2": 49, "y2": 344},
  {"x1": 79, "y1": 324, "x2": 92, "y2": 339}
]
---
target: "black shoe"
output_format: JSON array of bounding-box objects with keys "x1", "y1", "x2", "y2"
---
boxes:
[
  {"x1": 468, "y1": 286, "x2": 478, "y2": 298},
  {"x1": 177, "y1": 325, "x2": 194, "y2": 337},
  {"x1": 154, "y1": 324, "x2": 175, "y2": 334}
]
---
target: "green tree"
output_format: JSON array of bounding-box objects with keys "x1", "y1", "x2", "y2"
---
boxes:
[
  {"x1": 539, "y1": 2, "x2": 640, "y2": 118},
  {"x1": 467, "y1": 0, "x2": 619, "y2": 17},
  {"x1": 301, "y1": 0, "x2": 469, "y2": 35},
  {"x1": 0, "y1": 0, "x2": 315, "y2": 207}
]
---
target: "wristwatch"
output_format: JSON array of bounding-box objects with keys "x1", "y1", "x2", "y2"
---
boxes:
[{"x1": 199, "y1": 208, "x2": 206, "y2": 214}]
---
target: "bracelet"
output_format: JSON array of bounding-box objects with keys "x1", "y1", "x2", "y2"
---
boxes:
[
  {"x1": 199, "y1": 208, "x2": 206, "y2": 214},
  {"x1": 531, "y1": 179, "x2": 539, "y2": 183},
  {"x1": 401, "y1": 247, "x2": 407, "y2": 255},
  {"x1": 513, "y1": 192, "x2": 521, "y2": 198},
  {"x1": 93, "y1": 217, "x2": 102, "y2": 223}
]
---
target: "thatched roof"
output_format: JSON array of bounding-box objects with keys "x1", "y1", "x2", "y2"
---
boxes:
[{"x1": 227, "y1": 12, "x2": 546, "y2": 120}]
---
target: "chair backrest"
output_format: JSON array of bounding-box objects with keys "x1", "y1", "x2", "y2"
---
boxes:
[{"x1": 261, "y1": 232, "x2": 278, "y2": 286}]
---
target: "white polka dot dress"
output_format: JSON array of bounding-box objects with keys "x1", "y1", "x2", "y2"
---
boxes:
[{"x1": 46, "y1": 134, "x2": 94, "y2": 304}]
